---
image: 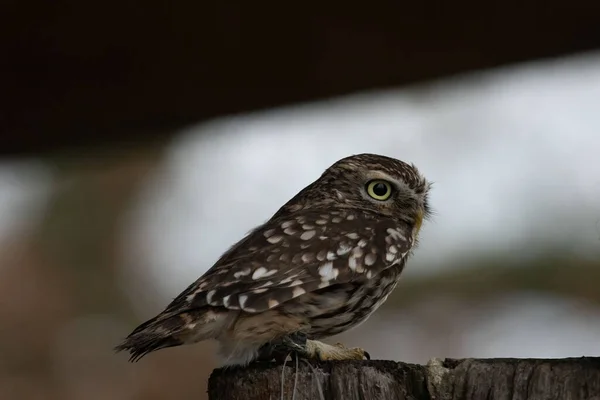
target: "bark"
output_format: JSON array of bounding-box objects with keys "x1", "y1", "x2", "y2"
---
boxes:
[{"x1": 208, "y1": 357, "x2": 600, "y2": 400}]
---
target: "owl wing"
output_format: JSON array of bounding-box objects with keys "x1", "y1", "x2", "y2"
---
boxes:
[{"x1": 163, "y1": 210, "x2": 415, "y2": 315}]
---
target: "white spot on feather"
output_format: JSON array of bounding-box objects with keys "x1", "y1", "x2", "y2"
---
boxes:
[
  {"x1": 319, "y1": 262, "x2": 332, "y2": 277},
  {"x1": 386, "y1": 252, "x2": 396, "y2": 262},
  {"x1": 386, "y1": 227, "x2": 406, "y2": 241},
  {"x1": 281, "y1": 220, "x2": 295, "y2": 229},
  {"x1": 252, "y1": 267, "x2": 268, "y2": 280},
  {"x1": 352, "y1": 247, "x2": 364, "y2": 258},
  {"x1": 288, "y1": 204, "x2": 302, "y2": 212},
  {"x1": 207, "y1": 290, "x2": 216, "y2": 304},
  {"x1": 302, "y1": 253, "x2": 315, "y2": 263},
  {"x1": 365, "y1": 253, "x2": 377, "y2": 266},
  {"x1": 326, "y1": 251, "x2": 337, "y2": 260},
  {"x1": 263, "y1": 229, "x2": 276, "y2": 238},
  {"x1": 349, "y1": 256, "x2": 358, "y2": 271},
  {"x1": 337, "y1": 243, "x2": 352, "y2": 256},
  {"x1": 267, "y1": 235, "x2": 284, "y2": 244},
  {"x1": 346, "y1": 232, "x2": 359, "y2": 240},
  {"x1": 239, "y1": 294, "x2": 249, "y2": 308},
  {"x1": 300, "y1": 230, "x2": 316, "y2": 240},
  {"x1": 268, "y1": 299, "x2": 279, "y2": 308},
  {"x1": 318, "y1": 262, "x2": 339, "y2": 280},
  {"x1": 292, "y1": 287, "x2": 306, "y2": 297}
]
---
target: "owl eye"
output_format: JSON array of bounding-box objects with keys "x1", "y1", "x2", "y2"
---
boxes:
[{"x1": 366, "y1": 180, "x2": 393, "y2": 201}]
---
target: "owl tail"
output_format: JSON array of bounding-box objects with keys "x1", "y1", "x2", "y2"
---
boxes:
[{"x1": 115, "y1": 309, "x2": 226, "y2": 362}]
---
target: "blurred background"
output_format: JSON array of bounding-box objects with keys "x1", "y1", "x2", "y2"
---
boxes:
[{"x1": 2, "y1": 2, "x2": 600, "y2": 399}]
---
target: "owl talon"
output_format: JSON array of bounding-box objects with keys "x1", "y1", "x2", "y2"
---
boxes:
[
  {"x1": 258, "y1": 332, "x2": 309, "y2": 363},
  {"x1": 306, "y1": 339, "x2": 369, "y2": 361},
  {"x1": 257, "y1": 335, "x2": 369, "y2": 363}
]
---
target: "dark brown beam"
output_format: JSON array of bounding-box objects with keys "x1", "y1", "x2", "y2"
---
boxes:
[{"x1": 2, "y1": 1, "x2": 600, "y2": 156}]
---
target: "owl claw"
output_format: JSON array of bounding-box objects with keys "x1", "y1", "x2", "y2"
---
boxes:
[
  {"x1": 258, "y1": 334, "x2": 369, "y2": 363},
  {"x1": 306, "y1": 340, "x2": 370, "y2": 361},
  {"x1": 335, "y1": 342, "x2": 370, "y2": 360},
  {"x1": 257, "y1": 332, "x2": 309, "y2": 363}
]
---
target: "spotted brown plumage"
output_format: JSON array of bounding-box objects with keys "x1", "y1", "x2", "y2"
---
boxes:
[{"x1": 115, "y1": 153, "x2": 431, "y2": 365}]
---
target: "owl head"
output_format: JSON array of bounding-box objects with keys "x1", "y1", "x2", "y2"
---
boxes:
[{"x1": 274, "y1": 153, "x2": 431, "y2": 232}]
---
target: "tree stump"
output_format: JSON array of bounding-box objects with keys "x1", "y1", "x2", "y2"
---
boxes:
[{"x1": 208, "y1": 357, "x2": 600, "y2": 400}]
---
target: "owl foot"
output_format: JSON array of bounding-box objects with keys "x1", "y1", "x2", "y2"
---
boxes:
[
  {"x1": 257, "y1": 332, "x2": 308, "y2": 363},
  {"x1": 257, "y1": 334, "x2": 370, "y2": 363},
  {"x1": 305, "y1": 339, "x2": 370, "y2": 361}
]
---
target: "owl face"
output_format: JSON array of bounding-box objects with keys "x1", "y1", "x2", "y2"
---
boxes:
[{"x1": 277, "y1": 153, "x2": 431, "y2": 232}]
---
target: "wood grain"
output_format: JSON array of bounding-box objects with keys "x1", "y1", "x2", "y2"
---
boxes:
[{"x1": 208, "y1": 357, "x2": 600, "y2": 400}]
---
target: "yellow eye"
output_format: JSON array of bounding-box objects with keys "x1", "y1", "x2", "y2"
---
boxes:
[{"x1": 366, "y1": 180, "x2": 393, "y2": 201}]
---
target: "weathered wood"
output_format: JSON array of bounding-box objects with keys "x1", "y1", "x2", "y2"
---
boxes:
[{"x1": 208, "y1": 357, "x2": 600, "y2": 400}]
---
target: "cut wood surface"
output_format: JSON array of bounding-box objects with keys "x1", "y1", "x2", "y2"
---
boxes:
[{"x1": 208, "y1": 357, "x2": 600, "y2": 400}]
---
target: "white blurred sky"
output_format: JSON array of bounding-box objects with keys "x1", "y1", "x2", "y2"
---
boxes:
[
  {"x1": 124, "y1": 51, "x2": 600, "y2": 296},
  {"x1": 1, "y1": 51, "x2": 600, "y2": 360}
]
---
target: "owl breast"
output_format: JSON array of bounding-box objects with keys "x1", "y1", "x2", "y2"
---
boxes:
[{"x1": 279, "y1": 259, "x2": 407, "y2": 338}]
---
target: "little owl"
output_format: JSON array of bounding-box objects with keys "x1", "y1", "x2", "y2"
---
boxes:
[{"x1": 116, "y1": 153, "x2": 431, "y2": 365}]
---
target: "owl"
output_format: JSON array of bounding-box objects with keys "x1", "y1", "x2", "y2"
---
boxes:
[{"x1": 116, "y1": 153, "x2": 431, "y2": 366}]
